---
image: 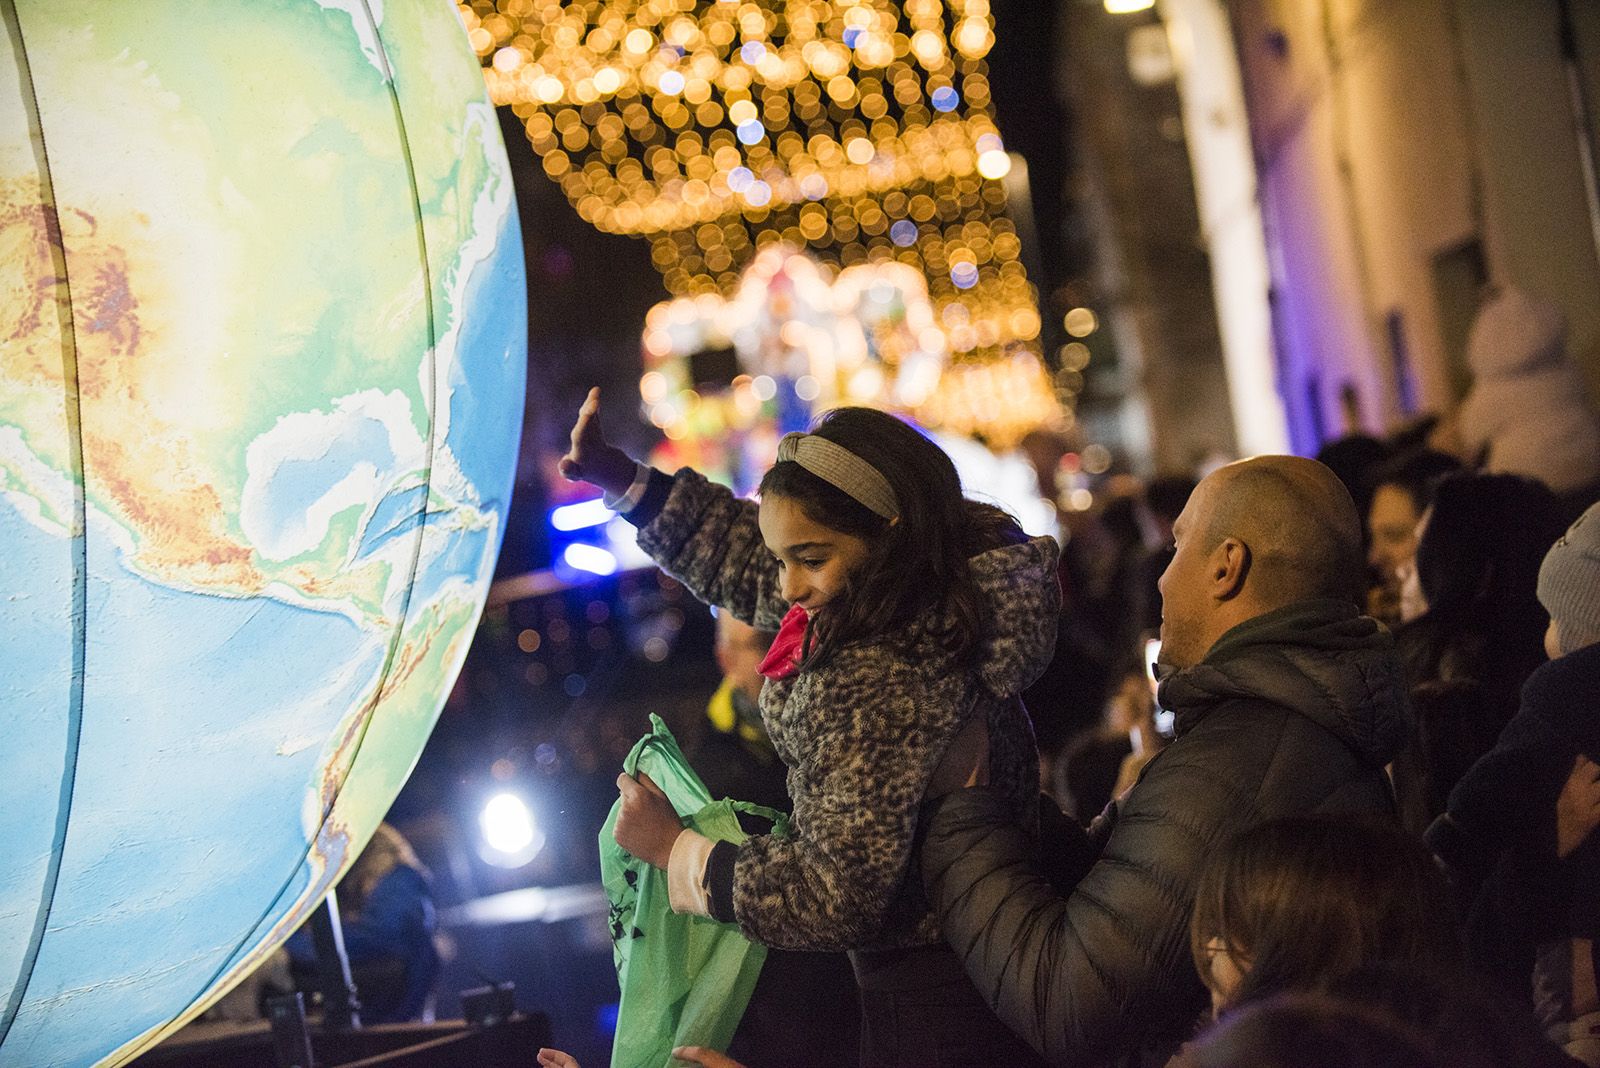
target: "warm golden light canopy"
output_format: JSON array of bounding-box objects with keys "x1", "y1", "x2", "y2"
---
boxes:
[{"x1": 459, "y1": 0, "x2": 1069, "y2": 403}]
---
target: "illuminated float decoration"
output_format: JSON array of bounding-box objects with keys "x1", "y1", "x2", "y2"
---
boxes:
[{"x1": 632, "y1": 246, "x2": 1059, "y2": 533}]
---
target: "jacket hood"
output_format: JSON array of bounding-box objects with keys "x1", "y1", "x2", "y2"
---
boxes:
[
  {"x1": 1435, "y1": 641, "x2": 1600, "y2": 844},
  {"x1": 961, "y1": 534, "x2": 1061, "y2": 698},
  {"x1": 1522, "y1": 639, "x2": 1600, "y2": 743},
  {"x1": 1467, "y1": 287, "x2": 1566, "y2": 378},
  {"x1": 1156, "y1": 599, "x2": 1410, "y2": 767}
]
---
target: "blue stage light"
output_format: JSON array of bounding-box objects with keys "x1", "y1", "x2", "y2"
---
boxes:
[
  {"x1": 550, "y1": 497, "x2": 612, "y2": 532},
  {"x1": 563, "y1": 543, "x2": 619, "y2": 577}
]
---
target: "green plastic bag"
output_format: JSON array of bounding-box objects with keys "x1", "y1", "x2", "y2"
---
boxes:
[{"x1": 601, "y1": 714, "x2": 790, "y2": 1068}]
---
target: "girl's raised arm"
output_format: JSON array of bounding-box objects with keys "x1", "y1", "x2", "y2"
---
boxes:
[{"x1": 559, "y1": 387, "x2": 639, "y2": 500}]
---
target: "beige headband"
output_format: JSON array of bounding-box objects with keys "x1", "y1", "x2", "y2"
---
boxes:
[{"x1": 776, "y1": 432, "x2": 900, "y2": 521}]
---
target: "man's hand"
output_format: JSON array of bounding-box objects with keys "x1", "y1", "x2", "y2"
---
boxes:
[
  {"x1": 537, "y1": 1049, "x2": 580, "y2": 1068},
  {"x1": 615, "y1": 770, "x2": 685, "y2": 870},
  {"x1": 558, "y1": 387, "x2": 637, "y2": 498},
  {"x1": 1557, "y1": 754, "x2": 1600, "y2": 859}
]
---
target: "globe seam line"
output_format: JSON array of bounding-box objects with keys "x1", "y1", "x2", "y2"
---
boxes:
[
  {"x1": 111, "y1": 5, "x2": 448, "y2": 1058},
  {"x1": 0, "y1": 0, "x2": 90, "y2": 1050}
]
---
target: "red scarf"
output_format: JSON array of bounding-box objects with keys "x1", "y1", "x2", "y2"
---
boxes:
[{"x1": 758, "y1": 603, "x2": 810, "y2": 680}]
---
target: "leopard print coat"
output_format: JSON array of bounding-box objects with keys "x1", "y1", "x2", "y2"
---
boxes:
[{"x1": 635, "y1": 468, "x2": 1060, "y2": 951}]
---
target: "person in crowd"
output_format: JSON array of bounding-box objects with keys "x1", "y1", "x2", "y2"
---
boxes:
[
  {"x1": 687, "y1": 610, "x2": 861, "y2": 1067},
  {"x1": 1032, "y1": 474, "x2": 1194, "y2": 801},
  {"x1": 919, "y1": 455, "x2": 1409, "y2": 1066},
  {"x1": 1176, "y1": 992, "x2": 1439, "y2": 1068},
  {"x1": 1054, "y1": 713, "x2": 1130, "y2": 826},
  {"x1": 1362, "y1": 448, "x2": 1460, "y2": 627},
  {"x1": 1315, "y1": 432, "x2": 1393, "y2": 534},
  {"x1": 285, "y1": 822, "x2": 440, "y2": 1024},
  {"x1": 1445, "y1": 285, "x2": 1600, "y2": 501},
  {"x1": 1328, "y1": 964, "x2": 1587, "y2": 1068},
  {"x1": 1055, "y1": 646, "x2": 1167, "y2": 823},
  {"x1": 1135, "y1": 475, "x2": 1198, "y2": 635},
  {"x1": 1389, "y1": 471, "x2": 1566, "y2": 833},
  {"x1": 1180, "y1": 964, "x2": 1582, "y2": 1068},
  {"x1": 1188, "y1": 815, "x2": 1460, "y2": 1018},
  {"x1": 1427, "y1": 501, "x2": 1600, "y2": 1063},
  {"x1": 560, "y1": 389, "x2": 1060, "y2": 1067},
  {"x1": 1024, "y1": 533, "x2": 1115, "y2": 804},
  {"x1": 683, "y1": 611, "x2": 790, "y2": 813}
]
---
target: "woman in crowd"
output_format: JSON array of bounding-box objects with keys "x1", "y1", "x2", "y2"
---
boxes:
[
  {"x1": 1361, "y1": 448, "x2": 1459, "y2": 628},
  {"x1": 1428, "y1": 501, "x2": 1600, "y2": 1064},
  {"x1": 1390, "y1": 471, "x2": 1565, "y2": 833}
]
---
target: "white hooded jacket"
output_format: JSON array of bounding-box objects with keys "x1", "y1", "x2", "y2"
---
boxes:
[{"x1": 1459, "y1": 287, "x2": 1600, "y2": 495}]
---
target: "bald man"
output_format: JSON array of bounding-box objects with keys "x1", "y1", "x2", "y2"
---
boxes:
[{"x1": 920, "y1": 457, "x2": 1410, "y2": 1066}]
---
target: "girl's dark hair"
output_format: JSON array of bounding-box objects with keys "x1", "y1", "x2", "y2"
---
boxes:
[
  {"x1": 1413, "y1": 472, "x2": 1562, "y2": 620},
  {"x1": 1363, "y1": 448, "x2": 1461, "y2": 515},
  {"x1": 1189, "y1": 815, "x2": 1462, "y2": 1013},
  {"x1": 758, "y1": 407, "x2": 1023, "y2": 667},
  {"x1": 1392, "y1": 472, "x2": 1566, "y2": 830}
]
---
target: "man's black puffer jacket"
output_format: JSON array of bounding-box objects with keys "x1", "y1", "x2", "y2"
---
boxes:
[{"x1": 921, "y1": 600, "x2": 1411, "y2": 1067}]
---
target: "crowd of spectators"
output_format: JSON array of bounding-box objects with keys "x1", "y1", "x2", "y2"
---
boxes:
[{"x1": 995, "y1": 286, "x2": 1600, "y2": 1065}]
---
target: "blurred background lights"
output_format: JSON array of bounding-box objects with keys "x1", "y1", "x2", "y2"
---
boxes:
[
  {"x1": 1060, "y1": 340, "x2": 1092, "y2": 370},
  {"x1": 1064, "y1": 306, "x2": 1099, "y2": 337},
  {"x1": 460, "y1": 1, "x2": 1030, "y2": 284},
  {"x1": 479, "y1": 792, "x2": 546, "y2": 868},
  {"x1": 460, "y1": 0, "x2": 1058, "y2": 444},
  {"x1": 549, "y1": 497, "x2": 613, "y2": 532},
  {"x1": 1082, "y1": 443, "x2": 1113, "y2": 474},
  {"x1": 562, "y1": 543, "x2": 620, "y2": 577},
  {"x1": 976, "y1": 149, "x2": 1012, "y2": 180}
]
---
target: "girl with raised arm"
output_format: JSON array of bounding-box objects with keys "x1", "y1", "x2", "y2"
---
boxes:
[{"x1": 561, "y1": 388, "x2": 1058, "y2": 1066}]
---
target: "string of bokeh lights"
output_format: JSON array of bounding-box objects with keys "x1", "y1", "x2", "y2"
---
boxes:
[{"x1": 457, "y1": 0, "x2": 1064, "y2": 385}]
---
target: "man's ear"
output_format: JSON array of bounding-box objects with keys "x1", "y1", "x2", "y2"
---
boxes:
[{"x1": 1211, "y1": 537, "x2": 1251, "y2": 601}]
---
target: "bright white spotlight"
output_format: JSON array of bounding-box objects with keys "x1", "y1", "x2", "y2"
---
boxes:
[
  {"x1": 563, "y1": 543, "x2": 619, "y2": 576},
  {"x1": 976, "y1": 149, "x2": 1012, "y2": 180},
  {"x1": 479, "y1": 792, "x2": 545, "y2": 868},
  {"x1": 550, "y1": 497, "x2": 612, "y2": 532}
]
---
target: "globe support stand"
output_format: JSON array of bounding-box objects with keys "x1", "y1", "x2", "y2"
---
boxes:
[{"x1": 310, "y1": 888, "x2": 362, "y2": 1033}]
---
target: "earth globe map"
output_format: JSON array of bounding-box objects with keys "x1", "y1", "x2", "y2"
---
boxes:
[{"x1": 0, "y1": 2, "x2": 526, "y2": 1064}]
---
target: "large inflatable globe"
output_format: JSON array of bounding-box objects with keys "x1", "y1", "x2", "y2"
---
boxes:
[{"x1": 0, "y1": 2, "x2": 526, "y2": 1063}]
